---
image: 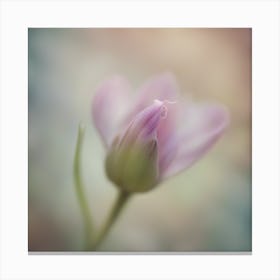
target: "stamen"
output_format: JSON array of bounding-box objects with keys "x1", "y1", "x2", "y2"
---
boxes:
[
  {"x1": 163, "y1": 99, "x2": 177, "y2": 105},
  {"x1": 153, "y1": 99, "x2": 177, "y2": 119}
]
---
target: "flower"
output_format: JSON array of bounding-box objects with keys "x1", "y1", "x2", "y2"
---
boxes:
[{"x1": 92, "y1": 73, "x2": 229, "y2": 193}]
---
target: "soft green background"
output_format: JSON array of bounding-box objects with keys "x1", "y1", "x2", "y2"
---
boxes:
[{"x1": 28, "y1": 28, "x2": 251, "y2": 252}]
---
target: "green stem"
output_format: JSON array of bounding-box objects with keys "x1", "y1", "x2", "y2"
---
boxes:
[
  {"x1": 92, "y1": 190, "x2": 131, "y2": 250},
  {"x1": 73, "y1": 123, "x2": 95, "y2": 250}
]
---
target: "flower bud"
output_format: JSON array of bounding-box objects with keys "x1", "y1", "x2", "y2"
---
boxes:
[{"x1": 105, "y1": 100, "x2": 166, "y2": 193}]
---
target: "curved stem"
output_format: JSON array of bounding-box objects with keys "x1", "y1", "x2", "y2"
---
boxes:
[
  {"x1": 92, "y1": 190, "x2": 131, "y2": 250},
  {"x1": 74, "y1": 123, "x2": 95, "y2": 250}
]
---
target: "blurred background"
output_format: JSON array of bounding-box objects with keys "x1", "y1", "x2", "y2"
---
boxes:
[{"x1": 28, "y1": 28, "x2": 251, "y2": 252}]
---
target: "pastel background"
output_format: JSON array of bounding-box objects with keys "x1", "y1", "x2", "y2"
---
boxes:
[{"x1": 28, "y1": 28, "x2": 251, "y2": 252}]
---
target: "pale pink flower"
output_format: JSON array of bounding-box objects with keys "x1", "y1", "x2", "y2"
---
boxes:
[{"x1": 92, "y1": 73, "x2": 229, "y2": 192}]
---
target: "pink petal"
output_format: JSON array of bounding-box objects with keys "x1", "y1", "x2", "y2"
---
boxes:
[
  {"x1": 157, "y1": 101, "x2": 180, "y2": 175},
  {"x1": 122, "y1": 72, "x2": 179, "y2": 125},
  {"x1": 92, "y1": 76, "x2": 131, "y2": 147},
  {"x1": 137, "y1": 72, "x2": 179, "y2": 106},
  {"x1": 118, "y1": 99, "x2": 167, "y2": 148},
  {"x1": 162, "y1": 102, "x2": 230, "y2": 179}
]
